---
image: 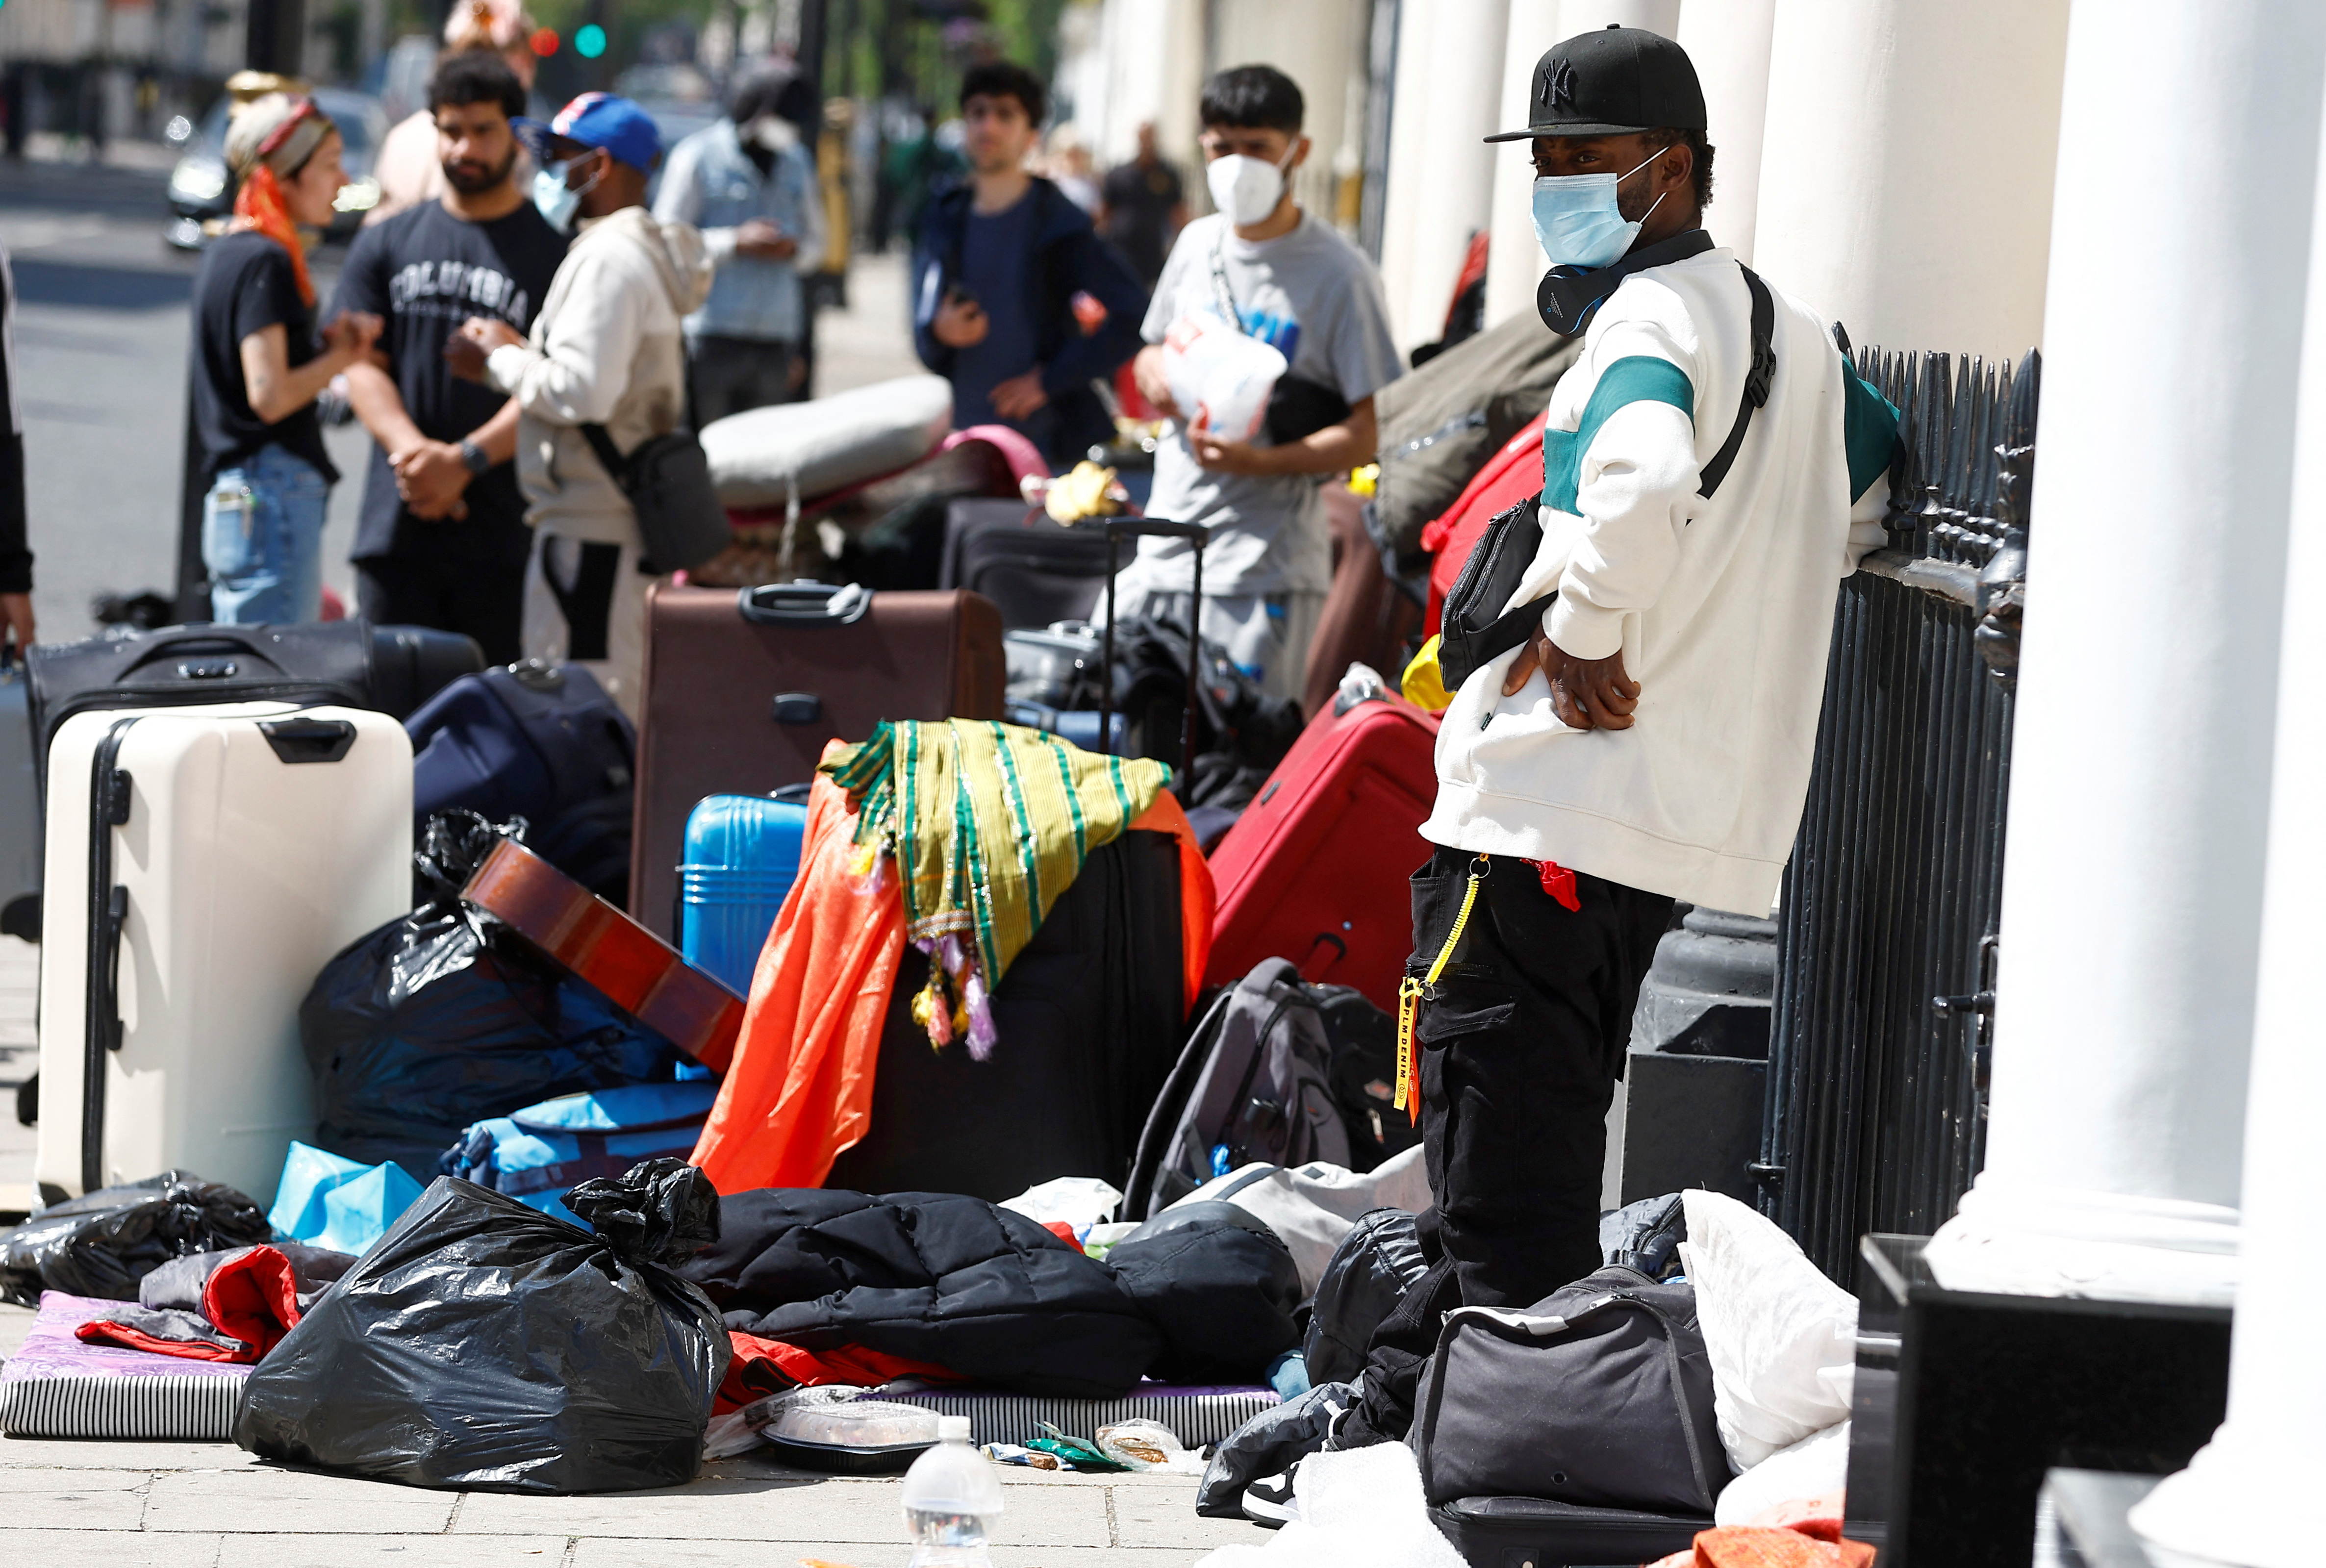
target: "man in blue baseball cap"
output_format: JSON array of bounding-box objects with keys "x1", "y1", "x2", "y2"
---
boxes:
[{"x1": 447, "y1": 91, "x2": 711, "y2": 716}]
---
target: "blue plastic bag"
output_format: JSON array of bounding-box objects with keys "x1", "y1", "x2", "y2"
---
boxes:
[
  {"x1": 269, "y1": 1141, "x2": 425, "y2": 1256},
  {"x1": 444, "y1": 1081, "x2": 719, "y2": 1227}
]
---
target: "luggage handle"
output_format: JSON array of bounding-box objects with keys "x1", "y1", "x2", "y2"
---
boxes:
[
  {"x1": 110, "y1": 629, "x2": 294, "y2": 677},
  {"x1": 1297, "y1": 931, "x2": 1347, "y2": 984},
  {"x1": 1096, "y1": 518, "x2": 1209, "y2": 768},
  {"x1": 736, "y1": 582, "x2": 872, "y2": 627},
  {"x1": 257, "y1": 717, "x2": 356, "y2": 764},
  {"x1": 82, "y1": 718, "x2": 137, "y2": 1195}
]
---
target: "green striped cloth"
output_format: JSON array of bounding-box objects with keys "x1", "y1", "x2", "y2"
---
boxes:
[{"x1": 823, "y1": 720, "x2": 1169, "y2": 1053}]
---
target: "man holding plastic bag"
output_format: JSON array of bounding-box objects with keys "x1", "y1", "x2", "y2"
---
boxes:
[{"x1": 1119, "y1": 65, "x2": 1400, "y2": 704}]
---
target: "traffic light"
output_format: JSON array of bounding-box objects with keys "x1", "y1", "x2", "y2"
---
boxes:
[
  {"x1": 575, "y1": 23, "x2": 607, "y2": 58},
  {"x1": 529, "y1": 26, "x2": 558, "y2": 55}
]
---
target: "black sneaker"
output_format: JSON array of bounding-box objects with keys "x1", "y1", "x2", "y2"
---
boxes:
[{"x1": 1240, "y1": 1463, "x2": 1299, "y2": 1528}]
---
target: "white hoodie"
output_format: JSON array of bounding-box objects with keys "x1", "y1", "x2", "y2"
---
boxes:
[
  {"x1": 487, "y1": 204, "x2": 714, "y2": 545},
  {"x1": 1423, "y1": 248, "x2": 1897, "y2": 914}
]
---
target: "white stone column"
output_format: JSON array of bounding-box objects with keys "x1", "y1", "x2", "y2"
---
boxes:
[
  {"x1": 1676, "y1": 0, "x2": 1774, "y2": 264},
  {"x1": 1751, "y1": 0, "x2": 2068, "y2": 358},
  {"x1": 2122, "y1": 68, "x2": 2326, "y2": 1568},
  {"x1": 1378, "y1": 0, "x2": 1510, "y2": 354},
  {"x1": 1922, "y1": 0, "x2": 2326, "y2": 1309},
  {"x1": 1483, "y1": 1, "x2": 1567, "y2": 329}
]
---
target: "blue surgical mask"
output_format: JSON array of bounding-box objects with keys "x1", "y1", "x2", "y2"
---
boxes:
[
  {"x1": 531, "y1": 154, "x2": 604, "y2": 234},
  {"x1": 1530, "y1": 146, "x2": 1669, "y2": 270},
  {"x1": 532, "y1": 164, "x2": 581, "y2": 232}
]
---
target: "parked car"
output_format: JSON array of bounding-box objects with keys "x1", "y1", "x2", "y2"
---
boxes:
[{"x1": 166, "y1": 88, "x2": 388, "y2": 251}]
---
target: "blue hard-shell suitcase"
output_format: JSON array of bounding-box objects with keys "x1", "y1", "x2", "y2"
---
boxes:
[
  {"x1": 679, "y1": 790, "x2": 810, "y2": 997},
  {"x1": 406, "y1": 660, "x2": 636, "y2": 903}
]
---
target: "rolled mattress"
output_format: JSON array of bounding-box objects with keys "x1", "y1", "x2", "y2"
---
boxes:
[{"x1": 704, "y1": 374, "x2": 955, "y2": 508}]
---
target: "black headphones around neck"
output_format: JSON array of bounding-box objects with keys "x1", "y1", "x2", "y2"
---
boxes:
[{"x1": 1537, "y1": 228, "x2": 1716, "y2": 336}]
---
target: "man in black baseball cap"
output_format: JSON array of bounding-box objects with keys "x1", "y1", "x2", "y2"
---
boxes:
[{"x1": 1310, "y1": 25, "x2": 1905, "y2": 1467}]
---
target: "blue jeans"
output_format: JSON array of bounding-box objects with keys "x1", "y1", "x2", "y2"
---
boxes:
[{"x1": 203, "y1": 445, "x2": 327, "y2": 624}]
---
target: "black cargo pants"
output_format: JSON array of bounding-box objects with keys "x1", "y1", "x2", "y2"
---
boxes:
[{"x1": 1341, "y1": 844, "x2": 1672, "y2": 1447}]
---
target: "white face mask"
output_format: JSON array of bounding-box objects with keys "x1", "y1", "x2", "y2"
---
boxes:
[
  {"x1": 748, "y1": 115, "x2": 799, "y2": 153},
  {"x1": 1206, "y1": 144, "x2": 1297, "y2": 228}
]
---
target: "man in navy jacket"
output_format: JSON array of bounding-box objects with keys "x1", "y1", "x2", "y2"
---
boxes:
[{"x1": 911, "y1": 61, "x2": 1146, "y2": 468}]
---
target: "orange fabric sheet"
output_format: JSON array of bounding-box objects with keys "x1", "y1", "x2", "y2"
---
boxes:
[
  {"x1": 692, "y1": 746, "x2": 1216, "y2": 1195},
  {"x1": 692, "y1": 760, "x2": 903, "y2": 1195}
]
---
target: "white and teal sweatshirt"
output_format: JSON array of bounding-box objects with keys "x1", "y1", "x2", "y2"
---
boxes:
[{"x1": 1424, "y1": 246, "x2": 1899, "y2": 913}]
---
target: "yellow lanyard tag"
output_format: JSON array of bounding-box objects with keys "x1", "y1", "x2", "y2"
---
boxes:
[{"x1": 1393, "y1": 856, "x2": 1490, "y2": 1123}]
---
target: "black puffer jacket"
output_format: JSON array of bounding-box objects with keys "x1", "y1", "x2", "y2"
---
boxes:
[{"x1": 679, "y1": 1189, "x2": 1163, "y2": 1397}]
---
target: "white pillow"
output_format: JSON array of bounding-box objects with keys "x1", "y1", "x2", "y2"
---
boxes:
[
  {"x1": 1714, "y1": 1419, "x2": 1852, "y2": 1526},
  {"x1": 1679, "y1": 1189, "x2": 1859, "y2": 1471}
]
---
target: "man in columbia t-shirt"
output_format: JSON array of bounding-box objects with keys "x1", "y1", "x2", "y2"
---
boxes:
[{"x1": 332, "y1": 51, "x2": 566, "y2": 662}]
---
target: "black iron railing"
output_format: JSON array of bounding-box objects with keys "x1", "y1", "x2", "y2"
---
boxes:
[{"x1": 1756, "y1": 347, "x2": 2040, "y2": 1281}]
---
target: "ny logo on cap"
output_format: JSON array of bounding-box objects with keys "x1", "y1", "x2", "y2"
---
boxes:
[{"x1": 1542, "y1": 57, "x2": 1577, "y2": 112}]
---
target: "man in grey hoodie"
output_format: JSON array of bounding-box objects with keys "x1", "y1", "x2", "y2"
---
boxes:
[{"x1": 448, "y1": 92, "x2": 712, "y2": 717}]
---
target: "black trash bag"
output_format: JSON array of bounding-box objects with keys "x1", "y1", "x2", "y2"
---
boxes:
[
  {"x1": 232, "y1": 1160, "x2": 731, "y2": 1494},
  {"x1": 0, "y1": 1171, "x2": 269, "y2": 1305},
  {"x1": 1108, "y1": 1203, "x2": 1302, "y2": 1384},
  {"x1": 303, "y1": 811, "x2": 682, "y2": 1174}
]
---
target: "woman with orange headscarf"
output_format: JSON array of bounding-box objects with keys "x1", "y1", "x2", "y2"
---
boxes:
[{"x1": 188, "y1": 94, "x2": 383, "y2": 622}]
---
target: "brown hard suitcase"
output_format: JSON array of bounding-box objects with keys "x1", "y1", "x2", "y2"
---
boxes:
[{"x1": 630, "y1": 582, "x2": 1005, "y2": 939}]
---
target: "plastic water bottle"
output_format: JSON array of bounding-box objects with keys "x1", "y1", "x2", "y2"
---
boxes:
[{"x1": 902, "y1": 1415, "x2": 1003, "y2": 1567}]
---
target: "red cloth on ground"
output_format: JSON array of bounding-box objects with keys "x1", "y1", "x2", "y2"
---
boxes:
[
  {"x1": 75, "y1": 1245, "x2": 305, "y2": 1364},
  {"x1": 715, "y1": 1329, "x2": 961, "y2": 1414}
]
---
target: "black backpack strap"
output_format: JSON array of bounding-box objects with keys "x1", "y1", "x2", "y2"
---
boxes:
[
  {"x1": 578, "y1": 422, "x2": 631, "y2": 486},
  {"x1": 1696, "y1": 264, "x2": 1775, "y2": 500}
]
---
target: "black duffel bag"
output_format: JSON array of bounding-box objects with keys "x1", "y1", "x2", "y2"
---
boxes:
[
  {"x1": 1411, "y1": 1264, "x2": 1731, "y2": 1514},
  {"x1": 581, "y1": 422, "x2": 731, "y2": 574},
  {"x1": 26, "y1": 619, "x2": 481, "y2": 780}
]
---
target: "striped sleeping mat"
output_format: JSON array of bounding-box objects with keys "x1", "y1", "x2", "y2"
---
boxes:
[
  {"x1": 0, "y1": 1290, "x2": 249, "y2": 1441},
  {"x1": 873, "y1": 1384, "x2": 1280, "y2": 1450}
]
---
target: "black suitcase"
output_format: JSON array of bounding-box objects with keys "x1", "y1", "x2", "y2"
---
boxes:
[
  {"x1": 27, "y1": 619, "x2": 482, "y2": 784},
  {"x1": 824, "y1": 828, "x2": 1185, "y2": 1202},
  {"x1": 1429, "y1": 1495, "x2": 1710, "y2": 1568},
  {"x1": 939, "y1": 499, "x2": 1115, "y2": 630}
]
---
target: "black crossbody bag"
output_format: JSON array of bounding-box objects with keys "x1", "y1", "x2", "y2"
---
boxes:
[
  {"x1": 1435, "y1": 261, "x2": 1776, "y2": 692},
  {"x1": 578, "y1": 422, "x2": 732, "y2": 575}
]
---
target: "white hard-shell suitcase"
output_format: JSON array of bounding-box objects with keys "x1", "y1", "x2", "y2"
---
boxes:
[{"x1": 34, "y1": 703, "x2": 412, "y2": 1207}]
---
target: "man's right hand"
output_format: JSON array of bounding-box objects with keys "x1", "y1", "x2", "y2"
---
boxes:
[
  {"x1": 1132, "y1": 344, "x2": 1180, "y2": 421},
  {"x1": 932, "y1": 294, "x2": 989, "y2": 349},
  {"x1": 735, "y1": 219, "x2": 798, "y2": 260},
  {"x1": 1502, "y1": 625, "x2": 1641, "y2": 730}
]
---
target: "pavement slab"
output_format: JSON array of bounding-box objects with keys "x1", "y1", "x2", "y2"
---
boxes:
[
  {"x1": 213, "y1": 1535, "x2": 571, "y2": 1567},
  {"x1": 0, "y1": 1530, "x2": 221, "y2": 1568},
  {"x1": 143, "y1": 1465, "x2": 462, "y2": 1534}
]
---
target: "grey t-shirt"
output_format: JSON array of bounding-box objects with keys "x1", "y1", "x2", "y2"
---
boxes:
[{"x1": 1137, "y1": 212, "x2": 1400, "y2": 596}]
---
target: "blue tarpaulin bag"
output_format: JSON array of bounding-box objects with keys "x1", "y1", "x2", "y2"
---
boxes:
[
  {"x1": 444, "y1": 1081, "x2": 719, "y2": 1226},
  {"x1": 269, "y1": 1142, "x2": 426, "y2": 1256}
]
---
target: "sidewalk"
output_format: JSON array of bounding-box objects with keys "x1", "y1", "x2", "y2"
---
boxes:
[{"x1": 0, "y1": 1292, "x2": 1247, "y2": 1566}]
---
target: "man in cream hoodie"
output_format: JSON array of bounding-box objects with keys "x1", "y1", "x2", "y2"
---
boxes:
[
  {"x1": 448, "y1": 93, "x2": 711, "y2": 717},
  {"x1": 1333, "y1": 27, "x2": 1900, "y2": 1456}
]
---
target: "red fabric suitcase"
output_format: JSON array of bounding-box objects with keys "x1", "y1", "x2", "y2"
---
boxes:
[
  {"x1": 630, "y1": 582, "x2": 1005, "y2": 939},
  {"x1": 1203, "y1": 690, "x2": 1441, "y2": 1013},
  {"x1": 1423, "y1": 411, "x2": 1548, "y2": 636}
]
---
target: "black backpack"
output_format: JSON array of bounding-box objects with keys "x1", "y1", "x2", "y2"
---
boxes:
[
  {"x1": 1411, "y1": 1265, "x2": 1730, "y2": 1513},
  {"x1": 1436, "y1": 263, "x2": 1776, "y2": 691},
  {"x1": 1303, "y1": 1206, "x2": 1428, "y2": 1387},
  {"x1": 1124, "y1": 961, "x2": 1421, "y2": 1220}
]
